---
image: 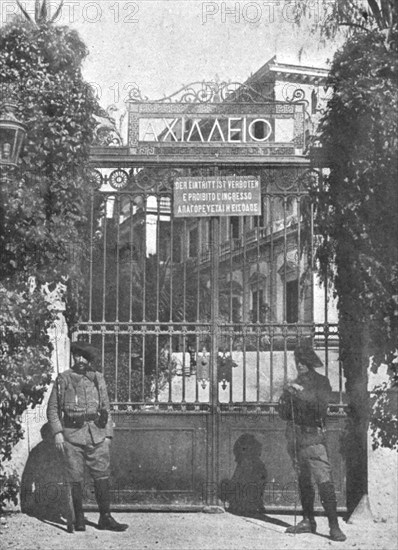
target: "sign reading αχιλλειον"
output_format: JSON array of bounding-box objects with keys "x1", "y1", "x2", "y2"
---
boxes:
[{"x1": 174, "y1": 176, "x2": 261, "y2": 218}]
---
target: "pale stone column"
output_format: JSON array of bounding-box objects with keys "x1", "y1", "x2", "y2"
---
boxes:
[
  {"x1": 8, "y1": 283, "x2": 70, "y2": 510},
  {"x1": 348, "y1": 362, "x2": 398, "y2": 524},
  {"x1": 367, "y1": 365, "x2": 398, "y2": 523}
]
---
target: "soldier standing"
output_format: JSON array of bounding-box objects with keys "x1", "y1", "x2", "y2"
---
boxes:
[
  {"x1": 47, "y1": 341, "x2": 128, "y2": 533},
  {"x1": 278, "y1": 342, "x2": 346, "y2": 542}
]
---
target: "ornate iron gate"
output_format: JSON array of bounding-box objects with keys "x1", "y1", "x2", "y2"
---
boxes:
[
  {"x1": 74, "y1": 80, "x2": 346, "y2": 510},
  {"x1": 75, "y1": 162, "x2": 346, "y2": 511}
]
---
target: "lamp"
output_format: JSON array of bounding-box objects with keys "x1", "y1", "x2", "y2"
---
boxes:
[{"x1": 0, "y1": 101, "x2": 26, "y2": 168}]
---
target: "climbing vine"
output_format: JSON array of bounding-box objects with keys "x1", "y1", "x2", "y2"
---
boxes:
[{"x1": 0, "y1": 5, "x2": 99, "y2": 510}]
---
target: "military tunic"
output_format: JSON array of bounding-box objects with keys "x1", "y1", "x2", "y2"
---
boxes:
[
  {"x1": 278, "y1": 369, "x2": 333, "y2": 485},
  {"x1": 47, "y1": 369, "x2": 113, "y2": 483}
]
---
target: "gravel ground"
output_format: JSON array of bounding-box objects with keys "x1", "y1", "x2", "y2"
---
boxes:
[{"x1": 0, "y1": 512, "x2": 397, "y2": 550}]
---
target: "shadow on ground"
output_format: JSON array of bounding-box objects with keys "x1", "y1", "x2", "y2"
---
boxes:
[{"x1": 20, "y1": 423, "x2": 72, "y2": 530}]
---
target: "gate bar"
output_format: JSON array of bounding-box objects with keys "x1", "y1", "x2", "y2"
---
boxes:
[{"x1": 207, "y1": 211, "x2": 220, "y2": 507}]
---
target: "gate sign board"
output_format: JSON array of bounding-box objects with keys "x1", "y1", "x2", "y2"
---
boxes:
[
  {"x1": 126, "y1": 83, "x2": 305, "y2": 163},
  {"x1": 174, "y1": 175, "x2": 261, "y2": 217}
]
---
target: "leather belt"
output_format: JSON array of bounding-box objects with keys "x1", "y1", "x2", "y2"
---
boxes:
[{"x1": 63, "y1": 413, "x2": 98, "y2": 428}]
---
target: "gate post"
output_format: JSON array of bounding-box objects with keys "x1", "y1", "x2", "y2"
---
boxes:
[{"x1": 205, "y1": 214, "x2": 221, "y2": 509}]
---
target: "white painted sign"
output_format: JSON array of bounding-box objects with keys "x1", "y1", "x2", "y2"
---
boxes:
[{"x1": 174, "y1": 175, "x2": 261, "y2": 217}]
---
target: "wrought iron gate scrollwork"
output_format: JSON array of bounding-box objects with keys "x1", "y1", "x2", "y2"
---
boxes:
[{"x1": 78, "y1": 165, "x2": 344, "y2": 416}]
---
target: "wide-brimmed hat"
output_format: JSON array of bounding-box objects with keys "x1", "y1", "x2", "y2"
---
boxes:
[
  {"x1": 70, "y1": 341, "x2": 99, "y2": 363},
  {"x1": 294, "y1": 341, "x2": 323, "y2": 369}
]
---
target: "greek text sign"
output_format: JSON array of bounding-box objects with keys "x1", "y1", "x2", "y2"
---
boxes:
[
  {"x1": 174, "y1": 176, "x2": 261, "y2": 217},
  {"x1": 127, "y1": 95, "x2": 305, "y2": 160}
]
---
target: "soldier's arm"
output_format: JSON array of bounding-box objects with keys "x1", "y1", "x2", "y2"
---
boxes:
[
  {"x1": 278, "y1": 390, "x2": 293, "y2": 420},
  {"x1": 294, "y1": 383, "x2": 317, "y2": 403},
  {"x1": 47, "y1": 377, "x2": 64, "y2": 436},
  {"x1": 296, "y1": 375, "x2": 331, "y2": 405},
  {"x1": 317, "y1": 376, "x2": 332, "y2": 406}
]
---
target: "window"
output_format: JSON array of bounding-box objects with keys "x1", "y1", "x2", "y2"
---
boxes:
[
  {"x1": 207, "y1": 220, "x2": 213, "y2": 249},
  {"x1": 311, "y1": 89, "x2": 318, "y2": 115},
  {"x1": 286, "y1": 280, "x2": 298, "y2": 323},
  {"x1": 232, "y1": 297, "x2": 241, "y2": 323},
  {"x1": 189, "y1": 227, "x2": 198, "y2": 258},
  {"x1": 173, "y1": 235, "x2": 182, "y2": 263},
  {"x1": 220, "y1": 217, "x2": 228, "y2": 243},
  {"x1": 253, "y1": 199, "x2": 265, "y2": 228},
  {"x1": 159, "y1": 222, "x2": 170, "y2": 262},
  {"x1": 230, "y1": 217, "x2": 239, "y2": 239},
  {"x1": 252, "y1": 289, "x2": 264, "y2": 323},
  {"x1": 159, "y1": 197, "x2": 171, "y2": 213},
  {"x1": 274, "y1": 197, "x2": 294, "y2": 221}
]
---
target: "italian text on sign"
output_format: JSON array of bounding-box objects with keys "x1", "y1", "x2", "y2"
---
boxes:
[{"x1": 174, "y1": 176, "x2": 261, "y2": 218}]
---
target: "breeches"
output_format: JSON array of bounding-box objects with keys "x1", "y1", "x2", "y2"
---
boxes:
[
  {"x1": 297, "y1": 443, "x2": 333, "y2": 486},
  {"x1": 63, "y1": 438, "x2": 110, "y2": 483}
]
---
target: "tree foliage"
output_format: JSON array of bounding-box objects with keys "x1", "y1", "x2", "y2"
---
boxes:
[
  {"x1": 0, "y1": 6, "x2": 98, "y2": 510},
  {"x1": 0, "y1": 284, "x2": 57, "y2": 509},
  {"x1": 0, "y1": 16, "x2": 97, "y2": 284},
  {"x1": 308, "y1": 26, "x2": 398, "y2": 455},
  {"x1": 300, "y1": 0, "x2": 397, "y2": 38}
]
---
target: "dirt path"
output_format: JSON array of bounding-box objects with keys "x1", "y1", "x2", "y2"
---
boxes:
[{"x1": 1, "y1": 512, "x2": 396, "y2": 550}]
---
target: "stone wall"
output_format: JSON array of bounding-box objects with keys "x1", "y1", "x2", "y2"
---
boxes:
[{"x1": 6, "y1": 311, "x2": 69, "y2": 511}]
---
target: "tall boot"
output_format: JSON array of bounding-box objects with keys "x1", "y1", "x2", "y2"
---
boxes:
[
  {"x1": 71, "y1": 482, "x2": 86, "y2": 532},
  {"x1": 94, "y1": 478, "x2": 128, "y2": 532},
  {"x1": 319, "y1": 481, "x2": 346, "y2": 542},
  {"x1": 286, "y1": 478, "x2": 316, "y2": 534}
]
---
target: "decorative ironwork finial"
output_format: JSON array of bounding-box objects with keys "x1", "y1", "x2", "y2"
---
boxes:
[{"x1": 127, "y1": 81, "x2": 276, "y2": 104}]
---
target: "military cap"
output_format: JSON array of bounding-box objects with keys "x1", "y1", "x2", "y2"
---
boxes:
[
  {"x1": 70, "y1": 341, "x2": 99, "y2": 362},
  {"x1": 294, "y1": 341, "x2": 323, "y2": 369}
]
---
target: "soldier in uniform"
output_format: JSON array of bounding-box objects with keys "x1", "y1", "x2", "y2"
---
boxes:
[
  {"x1": 278, "y1": 342, "x2": 346, "y2": 542},
  {"x1": 47, "y1": 342, "x2": 128, "y2": 533}
]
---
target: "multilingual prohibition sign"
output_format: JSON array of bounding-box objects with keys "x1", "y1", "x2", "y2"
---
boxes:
[{"x1": 173, "y1": 175, "x2": 261, "y2": 217}]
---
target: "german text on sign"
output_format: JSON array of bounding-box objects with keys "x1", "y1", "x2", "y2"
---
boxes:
[{"x1": 174, "y1": 176, "x2": 261, "y2": 217}]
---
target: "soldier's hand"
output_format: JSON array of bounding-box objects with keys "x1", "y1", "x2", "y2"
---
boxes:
[
  {"x1": 54, "y1": 432, "x2": 65, "y2": 453},
  {"x1": 287, "y1": 383, "x2": 304, "y2": 393}
]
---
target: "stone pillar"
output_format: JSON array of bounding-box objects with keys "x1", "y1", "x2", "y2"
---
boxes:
[
  {"x1": 367, "y1": 365, "x2": 398, "y2": 523},
  {"x1": 348, "y1": 362, "x2": 398, "y2": 525},
  {"x1": 8, "y1": 284, "x2": 70, "y2": 510}
]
